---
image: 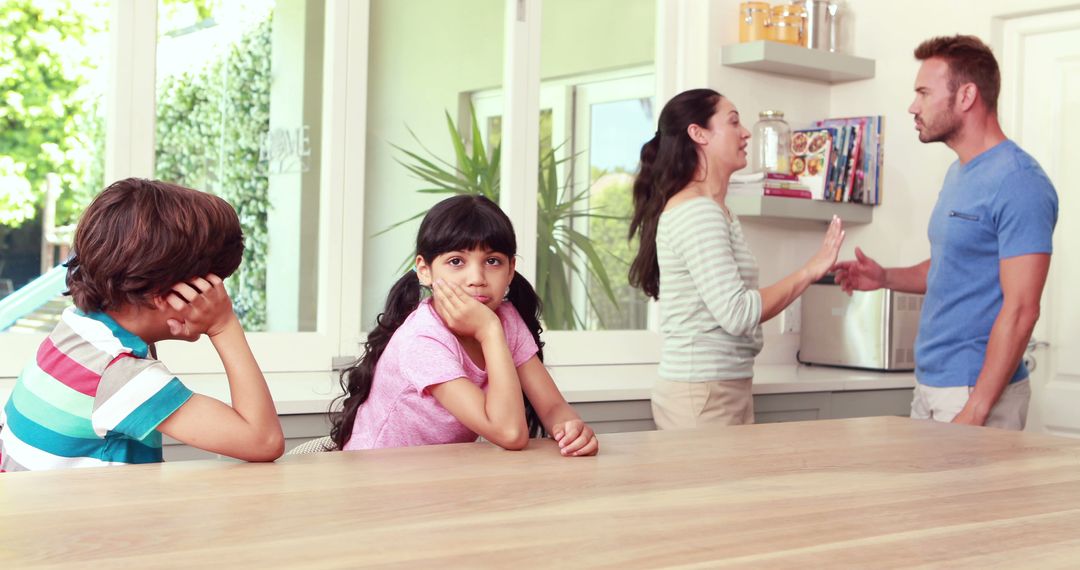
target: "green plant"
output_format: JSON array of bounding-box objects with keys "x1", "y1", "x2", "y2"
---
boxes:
[
  {"x1": 386, "y1": 110, "x2": 620, "y2": 330},
  {"x1": 0, "y1": 0, "x2": 106, "y2": 229}
]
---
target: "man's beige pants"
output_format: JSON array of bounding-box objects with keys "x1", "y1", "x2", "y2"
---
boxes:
[{"x1": 910, "y1": 378, "x2": 1030, "y2": 430}]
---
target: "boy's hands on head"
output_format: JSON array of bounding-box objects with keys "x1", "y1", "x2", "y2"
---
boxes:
[
  {"x1": 164, "y1": 274, "x2": 237, "y2": 341},
  {"x1": 551, "y1": 419, "x2": 599, "y2": 457},
  {"x1": 432, "y1": 279, "x2": 502, "y2": 342}
]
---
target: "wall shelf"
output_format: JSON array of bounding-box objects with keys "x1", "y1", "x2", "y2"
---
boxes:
[
  {"x1": 728, "y1": 195, "x2": 873, "y2": 225},
  {"x1": 721, "y1": 41, "x2": 875, "y2": 84}
]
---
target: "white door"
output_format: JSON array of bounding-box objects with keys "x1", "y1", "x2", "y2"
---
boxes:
[{"x1": 1001, "y1": 10, "x2": 1080, "y2": 435}]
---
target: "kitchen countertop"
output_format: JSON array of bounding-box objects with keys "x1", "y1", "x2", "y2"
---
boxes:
[{"x1": 0, "y1": 364, "x2": 914, "y2": 416}]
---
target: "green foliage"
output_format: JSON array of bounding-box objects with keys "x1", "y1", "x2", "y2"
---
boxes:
[
  {"x1": 154, "y1": 18, "x2": 272, "y2": 329},
  {"x1": 388, "y1": 109, "x2": 619, "y2": 330},
  {"x1": 0, "y1": 0, "x2": 105, "y2": 229},
  {"x1": 586, "y1": 166, "x2": 648, "y2": 329},
  {"x1": 160, "y1": 0, "x2": 220, "y2": 24}
]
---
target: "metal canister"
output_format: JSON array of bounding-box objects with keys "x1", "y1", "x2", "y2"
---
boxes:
[{"x1": 803, "y1": 0, "x2": 832, "y2": 50}]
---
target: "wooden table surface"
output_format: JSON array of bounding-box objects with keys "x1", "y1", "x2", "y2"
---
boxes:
[{"x1": 4, "y1": 416, "x2": 1080, "y2": 568}]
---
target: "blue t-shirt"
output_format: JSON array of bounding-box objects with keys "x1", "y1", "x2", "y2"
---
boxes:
[{"x1": 916, "y1": 140, "x2": 1058, "y2": 388}]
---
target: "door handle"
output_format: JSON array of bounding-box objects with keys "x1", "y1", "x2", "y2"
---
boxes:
[{"x1": 1027, "y1": 338, "x2": 1050, "y2": 352}]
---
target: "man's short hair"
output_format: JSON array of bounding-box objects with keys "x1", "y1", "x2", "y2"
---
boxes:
[
  {"x1": 914, "y1": 34, "x2": 1001, "y2": 113},
  {"x1": 65, "y1": 178, "x2": 244, "y2": 312}
]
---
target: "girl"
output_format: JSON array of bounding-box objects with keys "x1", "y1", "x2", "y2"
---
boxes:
[
  {"x1": 628, "y1": 89, "x2": 844, "y2": 429},
  {"x1": 330, "y1": 194, "x2": 598, "y2": 456}
]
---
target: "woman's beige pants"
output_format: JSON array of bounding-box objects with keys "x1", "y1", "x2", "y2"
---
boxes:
[{"x1": 651, "y1": 378, "x2": 754, "y2": 429}]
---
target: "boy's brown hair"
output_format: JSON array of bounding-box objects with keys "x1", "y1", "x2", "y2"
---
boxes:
[
  {"x1": 914, "y1": 34, "x2": 1001, "y2": 113},
  {"x1": 66, "y1": 178, "x2": 244, "y2": 312}
]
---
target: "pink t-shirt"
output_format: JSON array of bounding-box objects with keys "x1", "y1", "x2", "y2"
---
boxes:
[{"x1": 343, "y1": 298, "x2": 539, "y2": 450}]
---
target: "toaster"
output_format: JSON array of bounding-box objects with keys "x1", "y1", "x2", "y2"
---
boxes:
[{"x1": 797, "y1": 280, "x2": 923, "y2": 371}]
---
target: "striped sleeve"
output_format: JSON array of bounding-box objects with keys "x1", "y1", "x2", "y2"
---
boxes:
[
  {"x1": 664, "y1": 203, "x2": 762, "y2": 336},
  {"x1": 92, "y1": 357, "x2": 193, "y2": 440}
]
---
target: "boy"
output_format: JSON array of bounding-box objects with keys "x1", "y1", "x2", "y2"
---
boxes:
[{"x1": 0, "y1": 178, "x2": 284, "y2": 471}]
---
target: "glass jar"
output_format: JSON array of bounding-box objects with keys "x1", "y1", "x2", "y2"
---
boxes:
[
  {"x1": 768, "y1": 4, "x2": 804, "y2": 45},
  {"x1": 751, "y1": 110, "x2": 791, "y2": 174},
  {"x1": 738, "y1": 2, "x2": 770, "y2": 42}
]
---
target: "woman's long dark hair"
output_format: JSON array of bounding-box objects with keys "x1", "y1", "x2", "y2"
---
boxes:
[
  {"x1": 330, "y1": 194, "x2": 546, "y2": 449},
  {"x1": 628, "y1": 88, "x2": 723, "y2": 299}
]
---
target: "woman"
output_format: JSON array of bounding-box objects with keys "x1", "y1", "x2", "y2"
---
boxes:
[{"x1": 628, "y1": 89, "x2": 844, "y2": 428}]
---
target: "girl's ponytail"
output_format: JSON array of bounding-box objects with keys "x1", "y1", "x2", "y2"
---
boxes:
[
  {"x1": 330, "y1": 272, "x2": 422, "y2": 449},
  {"x1": 505, "y1": 270, "x2": 544, "y2": 438}
]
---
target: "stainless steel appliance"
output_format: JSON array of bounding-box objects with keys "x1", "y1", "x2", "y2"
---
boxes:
[{"x1": 798, "y1": 282, "x2": 923, "y2": 371}]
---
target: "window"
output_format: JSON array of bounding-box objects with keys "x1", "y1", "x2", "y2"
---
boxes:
[
  {"x1": 471, "y1": 70, "x2": 654, "y2": 333},
  {"x1": 573, "y1": 73, "x2": 655, "y2": 331},
  {"x1": 150, "y1": 0, "x2": 358, "y2": 373},
  {"x1": 360, "y1": 0, "x2": 504, "y2": 330},
  {"x1": 155, "y1": 0, "x2": 323, "y2": 333},
  {"x1": 0, "y1": 0, "x2": 363, "y2": 377},
  {"x1": 0, "y1": 0, "x2": 110, "y2": 374},
  {"x1": 2, "y1": 0, "x2": 664, "y2": 380}
]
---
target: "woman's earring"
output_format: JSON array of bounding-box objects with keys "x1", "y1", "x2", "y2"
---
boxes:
[{"x1": 503, "y1": 286, "x2": 511, "y2": 301}]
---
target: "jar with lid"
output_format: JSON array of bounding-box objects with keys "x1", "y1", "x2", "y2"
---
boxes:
[
  {"x1": 768, "y1": 4, "x2": 804, "y2": 45},
  {"x1": 751, "y1": 110, "x2": 791, "y2": 174},
  {"x1": 738, "y1": 2, "x2": 770, "y2": 42}
]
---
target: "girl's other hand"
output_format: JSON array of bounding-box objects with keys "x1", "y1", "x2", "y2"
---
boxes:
[
  {"x1": 552, "y1": 419, "x2": 599, "y2": 457},
  {"x1": 432, "y1": 279, "x2": 502, "y2": 342}
]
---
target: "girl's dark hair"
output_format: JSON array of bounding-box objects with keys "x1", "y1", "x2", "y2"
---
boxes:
[
  {"x1": 628, "y1": 88, "x2": 723, "y2": 300},
  {"x1": 330, "y1": 194, "x2": 546, "y2": 449}
]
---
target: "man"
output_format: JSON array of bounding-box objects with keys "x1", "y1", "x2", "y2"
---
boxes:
[{"x1": 834, "y1": 35, "x2": 1058, "y2": 430}]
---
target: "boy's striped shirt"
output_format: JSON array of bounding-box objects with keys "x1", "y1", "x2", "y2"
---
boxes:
[{"x1": 0, "y1": 308, "x2": 193, "y2": 472}]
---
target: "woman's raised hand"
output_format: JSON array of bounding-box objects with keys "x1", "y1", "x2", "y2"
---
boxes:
[{"x1": 804, "y1": 215, "x2": 845, "y2": 282}]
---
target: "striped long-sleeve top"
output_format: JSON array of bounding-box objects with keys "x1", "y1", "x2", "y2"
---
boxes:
[{"x1": 656, "y1": 197, "x2": 763, "y2": 381}]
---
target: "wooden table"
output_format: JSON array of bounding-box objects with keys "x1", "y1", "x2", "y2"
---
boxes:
[{"x1": 4, "y1": 416, "x2": 1080, "y2": 568}]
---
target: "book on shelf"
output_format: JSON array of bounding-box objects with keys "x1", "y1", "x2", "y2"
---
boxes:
[
  {"x1": 764, "y1": 186, "x2": 811, "y2": 199},
  {"x1": 790, "y1": 128, "x2": 834, "y2": 200},
  {"x1": 812, "y1": 115, "x2": 884, "y2": 205},
  {"x1": 728, "y1": 171, "x2": 812, "y2": 198}
]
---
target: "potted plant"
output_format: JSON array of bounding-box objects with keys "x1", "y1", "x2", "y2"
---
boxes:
[{"x1": 384, "y1": 109, "x2": 620, "y2": 330}]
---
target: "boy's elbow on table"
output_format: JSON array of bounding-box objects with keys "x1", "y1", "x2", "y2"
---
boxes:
[{"x1": 240, "y1": 432, "x2": 286, "y2": 462}]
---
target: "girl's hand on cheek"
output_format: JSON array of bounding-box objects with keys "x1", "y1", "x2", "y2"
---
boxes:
[{"x1": 432, "y1": 280, "x2": 501, "y2": 342}]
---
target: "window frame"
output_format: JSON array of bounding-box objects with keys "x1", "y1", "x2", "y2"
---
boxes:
[
  {"x1": 0, "y1": 0, "x2": 368, "y2": 378},
  {"x1": 469, "y1": 67, "x2": 660, "y2": 367},
  {"x1": 2, "y1": 0, "x2": 668, "y2": 379}
]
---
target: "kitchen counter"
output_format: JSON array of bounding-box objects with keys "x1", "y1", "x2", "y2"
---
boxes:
[{"x1": 0, "y1": 364, "x2": 914, "y2": 416}]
